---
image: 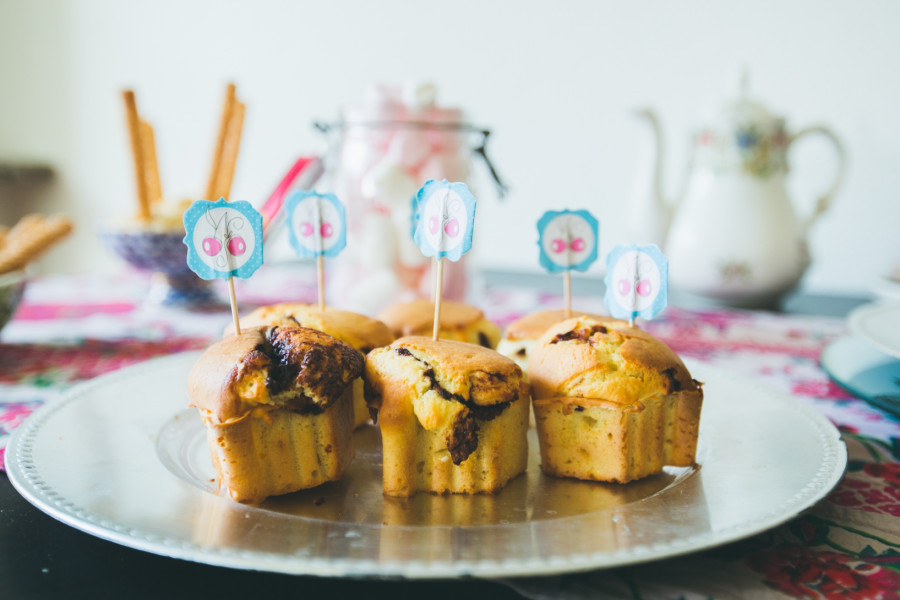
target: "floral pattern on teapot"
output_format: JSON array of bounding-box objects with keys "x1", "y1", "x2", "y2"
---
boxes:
[{"x1": 698, "y1": 119, "x2": 789, "y2": 178}]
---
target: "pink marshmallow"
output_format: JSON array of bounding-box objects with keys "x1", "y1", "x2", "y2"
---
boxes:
[
  {"x1": 425, "y1": 107, "x2": 465, "y2": 151},
  {"x1": 361, "y1": 83, "x2": 404, "y2": 115},
  {"x1": 417, "y1": 150, "x2": 471, "y2": 183},
  {"x1": 387, "y1": 129, "x2": 431, "y2": 170}
]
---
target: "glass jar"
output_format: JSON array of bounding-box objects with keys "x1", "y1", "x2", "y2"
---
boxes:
[{"x1": 313, "y1": 114, "x2": 505, "y2": 315}]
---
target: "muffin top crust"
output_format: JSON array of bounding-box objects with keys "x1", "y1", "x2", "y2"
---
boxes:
[
  {"x1": 528, "y1": 316, "x2": 701, "y2": 404},
  {"x1": 189, "y1": 325, "x2": 363, "y2": 423}
]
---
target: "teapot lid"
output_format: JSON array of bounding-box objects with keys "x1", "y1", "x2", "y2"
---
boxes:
[
  {"x1": 697, "y1": 67, "x2": 789, "y2": 177},
  {"x1": 708, "y1": 67, "x2": 784, "y2": 133}
]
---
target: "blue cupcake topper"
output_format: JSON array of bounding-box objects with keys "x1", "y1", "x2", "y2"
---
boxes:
[
  {"x1": 604, "y1": 243, "x2": 668, "y2": 323},
  {"x1": 536, "y1": 209, "x2": 599, "y2": 273},
  {"x1": 412, "y1": 179, "x2": 476, "y2": 262},
  {"x1": 284, "y1": 190, "x2": 347, "y2": 259},
  {"x1": 183, "y1": 198, "x2": 264, "y2": 280}
]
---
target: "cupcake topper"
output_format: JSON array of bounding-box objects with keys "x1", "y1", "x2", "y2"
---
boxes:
[
  {"x1": 412, "y1": 179, "x2": 477, "y2": 340},
  {"x1": 604, "y1": 243, "x2": 668, "y2": 327},
  {"x1": 183, "y1": 198, "x2": 264, "y2": 335},
  {"x1": 537, "y1": 209, "x2": 600, "y2": 317},
  {"x1": 284, "y1": 190, "x2": 347, "y2": 311}
]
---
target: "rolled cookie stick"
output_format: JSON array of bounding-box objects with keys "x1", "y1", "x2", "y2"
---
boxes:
[{"x1": 0, "y1": 215, "x2": 73, "y2": 274}]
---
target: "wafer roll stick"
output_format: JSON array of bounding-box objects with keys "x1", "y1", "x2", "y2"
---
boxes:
[
  {"x1": 140, "y1": 119, "x2": 162, "y2": 208},
  {"x1": 0, "y1": 215, "x2": 73, "y2": 274},
  {"x1": 5, "y1": 214, "x2": 42, "y2": 241},
  {"x1": 213, "y1": 100, "x2": 245, "y2": 201},
  {"x1": 205, "y1": 83, "x2": 236, "y2": 201},
  {"x1": 122, "y1": 91, "x2": 151, "y2": 221}
]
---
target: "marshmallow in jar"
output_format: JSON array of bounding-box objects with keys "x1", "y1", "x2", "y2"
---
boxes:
[{"x1": 326, "y1": 83, "x2": 477, "y2": 315}]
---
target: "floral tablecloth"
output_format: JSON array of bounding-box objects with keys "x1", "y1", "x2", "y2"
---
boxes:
[{"x1": 1, "y1": 270, "x2": 898, "y2": 599}]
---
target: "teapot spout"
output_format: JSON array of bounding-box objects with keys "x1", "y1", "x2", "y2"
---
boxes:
[{"x1": 628, "y1": 108, "x2": 672, "y2": 247}]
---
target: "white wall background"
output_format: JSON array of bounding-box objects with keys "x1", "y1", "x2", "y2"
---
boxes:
[{"x1": 1, "y1": 0, "x2": 898, "y2": 294}]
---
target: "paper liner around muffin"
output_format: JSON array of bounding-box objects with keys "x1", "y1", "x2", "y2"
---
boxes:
[
  {"x1": 527, "y1": 316, "x2": 703, "y2": 483},
  {"x1": 365, "y1": 336, "x2": 529, "y2": 497}
]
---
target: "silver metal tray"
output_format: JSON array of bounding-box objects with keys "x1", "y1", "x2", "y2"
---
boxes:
[{"x1": 6, "y1": 352, "x2": 846, "y2": 578}]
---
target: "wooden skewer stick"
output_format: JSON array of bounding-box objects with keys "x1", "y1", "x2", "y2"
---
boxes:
[
  {"x1": 140, "y1": 119, "x2": 162, "y2": 208},
  {"x1": 432, "y1": 257, "x2": 444, "y2": 341},
  {"x1": 563, "y1": 270, "x2": 572, "y2": 318},
  {"x1": 227, "y1": 277, "x2": 241, "y2": 336},
  {"x1": 206, "y1": 83, "x2": 237, "y2": 200},
  {"x1": 122, "y1": 90, "x2": 151, "y2": 221},
  {"x1": 317, "y1": 254, "x2": 326, "y2": 311},
  {"x1": 214, "y1": 100, "x2": 245, "y2": 201}
]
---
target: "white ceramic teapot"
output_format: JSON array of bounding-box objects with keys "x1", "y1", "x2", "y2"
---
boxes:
[{"x1": 629, "y1": 71, "x2": 846, "y2": 308}]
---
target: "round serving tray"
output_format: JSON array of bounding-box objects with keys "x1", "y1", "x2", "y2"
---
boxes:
[{"x1": 6, "y1": 352, "x2": 846, "y2": 578}]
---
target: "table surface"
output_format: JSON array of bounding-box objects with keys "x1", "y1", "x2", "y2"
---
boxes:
[{"x1": 1, "y1": 268, "x2": 899, "y2": 600}]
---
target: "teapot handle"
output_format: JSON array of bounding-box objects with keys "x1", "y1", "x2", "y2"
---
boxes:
[{"x1": 788, "y1": 125, "x2": 846, "y2": 233}]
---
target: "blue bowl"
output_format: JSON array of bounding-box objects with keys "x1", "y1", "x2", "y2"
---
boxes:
[{"x1": 99, "y1": 228, "x2": 219, "y2": 309}]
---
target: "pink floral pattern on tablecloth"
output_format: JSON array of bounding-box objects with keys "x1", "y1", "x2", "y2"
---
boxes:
[
  {"x1": 746, "y1": 543, "x2": 900, "y2": 599},
  {"x1": 0, "y1": 337, "x2": 210, "y2": 386}
]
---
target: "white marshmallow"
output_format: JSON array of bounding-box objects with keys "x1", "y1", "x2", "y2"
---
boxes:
[
  {"x1": 333, "y1": 267, "x2": 404, "y2": 315},
  {"x1": 355, "y1": 212, "x2": 397, "y2": 271},
  {"x1": 338, "y1": 137, "x2": 383, "y2": 180},
  {"x1": 393, "y1": 208, "x2": 429, "y2": 268},
  {"x1": 360, "y1": 157, "x2": 420, "y2": 210}
]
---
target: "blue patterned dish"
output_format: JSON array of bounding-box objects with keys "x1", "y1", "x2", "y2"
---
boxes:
[{"x1": 99, "y1": 229, "x2": 218, "y2": 308}]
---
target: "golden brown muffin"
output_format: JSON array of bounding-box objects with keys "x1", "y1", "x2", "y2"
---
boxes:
[
  {"x1": 528, "y1": 316, "x2": 703, "y2": 484},
  {"x1": 188, "y1": 325, "x2": 363, "y2": 503},
  {"x1": 234, "y1": 303, "x2": 394, "y2": 428},
  {"x1": 377, "y1": 299, "x2": 501, "y2": 349},
  {"x1": 365, "y1": 336, "x2": 529, "y2": 497},
  {"x1": 497, "y1": 309, "x2": 623, "y2": 373}
]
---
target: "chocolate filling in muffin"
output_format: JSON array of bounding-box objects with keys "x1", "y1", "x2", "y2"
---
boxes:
[
  {"x1": 386, "y1": 346, "x2": 516, "y2": 464},
  {"x1": 233, "y1": 326, "x2": 363, "y2": 415}
]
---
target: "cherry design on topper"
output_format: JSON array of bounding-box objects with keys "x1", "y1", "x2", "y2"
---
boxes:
[
  {"x1": 183, "y1": 198, "x2": 264, "y2": 280},
  {"x1": 284, "y1": 190, "x2": 347, "y2": 259},
  {"x1": 536, "y1": 209, "x2": 599, "y2": 273},
  {"x1": 412, "y1": 180, "x2": 476, "y2": 262},
  {"x1": 199, "y1": 210, "x2": 247, "y2": 268},
  {"x1": 604, "y1": 243, "x2": 668, "y2": 322}
]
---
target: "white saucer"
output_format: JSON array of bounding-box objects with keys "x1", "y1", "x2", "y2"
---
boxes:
[
  {"x1": 821, "y1": 336, "x2": 900, "y2": 417},
  {"x1": 872, "y1": 275, "x2": 900, "y2": 301},
  {"x1": 848, "y1": 302, "x2": 900, "y2": 359}
]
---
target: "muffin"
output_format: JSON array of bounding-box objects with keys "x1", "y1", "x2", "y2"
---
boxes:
[
  {"x1": 236, "y1": 303, "x2": 394, "y2": 428},
  {"x1": 188, "y1": 325, "x2": 363, "y2": 503},
  {"x1": 365, "y1": 336, "x2": 529, "y2": 497},
  {"x1": 528, "y1": 316, "x2": 703, "y2": 483},
  {"x1": 497, "y1": 309, "x2": 622, "y2": 373},
  {"x1": 377, "y1": 299, "x2": 501, "y2": 349}
]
